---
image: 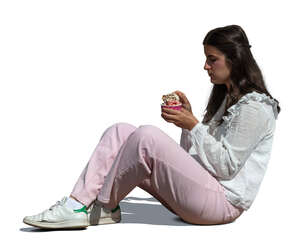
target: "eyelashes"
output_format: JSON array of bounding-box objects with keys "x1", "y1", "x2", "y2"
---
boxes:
[{"x1": 205, "y1": 58, "x2": 217, "y2": 65}]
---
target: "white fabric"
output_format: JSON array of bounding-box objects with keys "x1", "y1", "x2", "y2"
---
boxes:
[
  {"x1": 66, "y1": 197, "x2": 85, "y2": 210},
  {"x1": 180, "y1": 91, "x2": 278, "y2": 210}
]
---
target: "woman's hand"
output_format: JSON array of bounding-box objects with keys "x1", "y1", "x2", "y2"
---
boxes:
[
  {"x1": 172, "y1": 90, "x2": 193, "y2": 114},
  {"x1": 161, "y1": 107, "x2": 199, "y2": 131}
]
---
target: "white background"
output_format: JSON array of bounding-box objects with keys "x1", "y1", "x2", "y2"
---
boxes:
[{"x1": 0, "y1": 0, "x2": 299, "y2": 246}]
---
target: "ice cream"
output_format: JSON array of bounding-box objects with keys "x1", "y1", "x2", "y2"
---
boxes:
[{"x1": 161, "y1": 92, "x2": 182, "y2": 110}]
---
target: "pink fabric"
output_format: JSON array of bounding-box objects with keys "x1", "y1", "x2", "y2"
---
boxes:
[{"x1": 71, "y1": 122, "x2": 244, "y2": 225}]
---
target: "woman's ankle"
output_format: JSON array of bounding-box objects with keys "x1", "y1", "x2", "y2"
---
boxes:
[{"x1": 69, "y1": 194, "x2": 84, "y2": 205}]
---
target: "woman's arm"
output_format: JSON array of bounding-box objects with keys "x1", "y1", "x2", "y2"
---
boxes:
[
  {"x1": 188, "y1": 102, "x2": 269, "y2": 180},
  {"x1": 180, "y1": 128, "x2": 193, "y2": 152}
]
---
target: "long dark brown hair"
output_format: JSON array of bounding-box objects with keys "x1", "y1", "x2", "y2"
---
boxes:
[{"x1": 201, "y1": 25, "x2": 281, "y2": 126}]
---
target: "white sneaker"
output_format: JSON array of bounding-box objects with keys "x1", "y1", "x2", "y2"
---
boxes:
[
  {"x1": 88, "y1": 199, "x2": 121, "y2": 226},
  {"x1": 23, "y1": 197, "x2": 89, "y2": 229}
]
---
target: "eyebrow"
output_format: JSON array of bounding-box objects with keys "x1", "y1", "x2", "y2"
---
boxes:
[{"x1": 207, "y1": 55, "x2": 217, "y2": 58}]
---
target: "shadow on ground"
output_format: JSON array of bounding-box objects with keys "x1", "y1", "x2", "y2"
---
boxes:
[{"x1": 119, "y1": 196, "x2": 190, "y2": 226}]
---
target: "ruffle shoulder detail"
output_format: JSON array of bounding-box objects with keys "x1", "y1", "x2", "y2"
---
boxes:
[{"x1": 222, "y1": 91, "x2": 279, "y2": 131}]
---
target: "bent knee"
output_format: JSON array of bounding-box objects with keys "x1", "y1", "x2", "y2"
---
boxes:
[
  {"x1": 138, "y1": 124, "x2": 161, "y2": 133},
  {"x1": 112, "y1": 122, "x2": 137, "y2": 131},
  {"x1": 135, "y1": 124, "x2": 162, "y2": 139}
]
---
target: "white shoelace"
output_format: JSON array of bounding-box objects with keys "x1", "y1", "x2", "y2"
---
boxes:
[{"x1": 49, "y1": 197, "x2": 67, "y2": 210}]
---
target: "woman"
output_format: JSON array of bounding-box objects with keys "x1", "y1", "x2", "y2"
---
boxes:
[{"x1": 23, "y1": 25, "x2": 280, "y2": 229}]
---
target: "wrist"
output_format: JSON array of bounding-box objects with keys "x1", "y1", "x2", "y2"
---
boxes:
[{"x1": 188, "y1": 119, "x2": 199, "y2": 131}]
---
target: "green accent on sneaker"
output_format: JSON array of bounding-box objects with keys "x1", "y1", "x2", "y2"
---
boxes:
[
  {"x1": 74, "y1": 205, "x2": 88, "y2": 215},
  {"x1": 111, "y1": 205, "x2": 120, "y2": 213}
]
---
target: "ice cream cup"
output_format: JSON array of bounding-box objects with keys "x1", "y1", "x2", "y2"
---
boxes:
[{"x1": 161, "y1": 103, "x2": 182, "y2": 111}]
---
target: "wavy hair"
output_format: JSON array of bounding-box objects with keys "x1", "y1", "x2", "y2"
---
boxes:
[{"x1": 201, "y1": 25, "x2": 281, "y2": 126}]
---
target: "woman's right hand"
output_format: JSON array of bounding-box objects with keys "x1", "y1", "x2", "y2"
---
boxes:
[{"x1": 173, "y1": 90, "x2": 193, "y2": 114}]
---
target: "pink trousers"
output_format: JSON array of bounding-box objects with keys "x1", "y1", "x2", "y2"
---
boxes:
[{"x1": 71, "y1": 122, "x2": 244, "y2": 225}]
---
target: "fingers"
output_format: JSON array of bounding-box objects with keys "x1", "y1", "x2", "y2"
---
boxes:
[
  {"x1": 181, "y1": 93, "x2": 189, "y2": 103},
  {"x1": 161, "y1": 108, "x2": 179, "y2": 122},
  {"x1": 161, "y1": 112, "x2": 180, "y2": 127},
  {"x1": 161, "y1": 113, "x2": 173, "y2": 123},
  {"x1": 173, "y1": 90, "x2": 182, "y2": 95},
  {"x1": 172, "y1": 90, "x2": 184, "y2": 102},
  {"x1": 161, "y1": 114, "x2": 176, "y2": 124},
  {"x1": 161, "y1": 112, "x2": 175, "y2": 120},
  {"x1": 173, "y1": 90, "x2": 190, "y2": 105},
  {"x1": 161, "y1": 107, "x2": 179, "y2": 114},
  {"x1": 173, "y1": 90, "x2": 183, "y2": 98}
]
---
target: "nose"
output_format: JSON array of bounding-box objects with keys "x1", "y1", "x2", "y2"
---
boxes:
[{"x1": 204, "y1": 61, "x2": 211, "y2": 71}]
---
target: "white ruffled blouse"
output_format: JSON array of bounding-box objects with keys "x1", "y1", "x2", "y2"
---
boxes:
[{"x1": 180, "y1": 91, "x2": 279, "y2": 210}]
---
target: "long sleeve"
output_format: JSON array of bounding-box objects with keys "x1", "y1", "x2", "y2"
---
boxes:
[
  {"x1": 188, "y1": 102, "x2": 269, "y2": 180},
  {"x1": 180, "y1": 128, "x2": 193, "y2": 152}
]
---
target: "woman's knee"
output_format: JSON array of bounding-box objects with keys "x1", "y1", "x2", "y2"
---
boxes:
[
  {"x1": 107, "y1": 122, "x2": 137, "y2": 135},
  {"x1": 135, "y1": 124, "x2": 162, "y2": 138},
  {"x1": 100, "y1": 122, "x2": 137, "y2": 141},
  {"x1": 112, "y1": 122, "x2": 137, "y2": 130}
]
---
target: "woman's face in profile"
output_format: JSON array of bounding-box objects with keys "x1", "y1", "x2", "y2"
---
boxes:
[{"x1": 204, "y1": 45, "x2": 231, "y2": 90}]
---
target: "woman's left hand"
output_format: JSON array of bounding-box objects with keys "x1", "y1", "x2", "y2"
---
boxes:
[{"x1": 161, "y1": 107, "x2": 200, "y2": 130}]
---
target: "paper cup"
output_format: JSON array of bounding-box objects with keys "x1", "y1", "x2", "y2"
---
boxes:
[{"x1": 161, "y1": 103, "x2": 182, "y2": 111}]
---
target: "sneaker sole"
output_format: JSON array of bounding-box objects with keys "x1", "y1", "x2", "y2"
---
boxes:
[
  {"x1": 88, "y1": 210, "x2": 122, "y2": 225},
  {"x1": 88, "y1": 204, "x2": 122, "y2": 226},
  {"x1": 23, "y1": 218, "x2": 89, "y2": 229},
  {"x1": 89, "y1": 216, "x2": 121, "y2": 226}
]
